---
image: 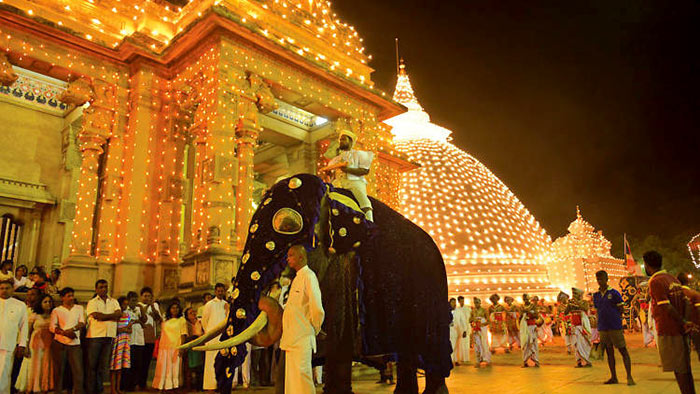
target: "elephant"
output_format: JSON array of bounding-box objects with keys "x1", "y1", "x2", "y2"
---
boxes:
[{"x1": 181, "y1": 174, "x2": 452, "y2": 394}]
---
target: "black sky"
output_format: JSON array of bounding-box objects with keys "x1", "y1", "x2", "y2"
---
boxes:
[{"x1": 333, "y1": 0, "x2": 700, "y2": 253}]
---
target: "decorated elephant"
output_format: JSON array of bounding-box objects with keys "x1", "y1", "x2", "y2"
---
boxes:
[{"x1": 181, "y1": 174, "x2": 452, "y2": 394}]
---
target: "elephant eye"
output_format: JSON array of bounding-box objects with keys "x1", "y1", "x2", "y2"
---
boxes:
[{"x1": 272, "y1": 208, "x2": 303, "y2": 235}]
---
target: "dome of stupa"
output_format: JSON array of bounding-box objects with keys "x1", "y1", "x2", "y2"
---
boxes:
[{"x1": 384, "y1": 61, "x2": 558, "y2": 301}]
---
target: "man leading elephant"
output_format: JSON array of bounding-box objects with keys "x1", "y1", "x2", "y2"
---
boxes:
[{"x1": 280, "y1": 245, "x2": 324, "y2": 394}]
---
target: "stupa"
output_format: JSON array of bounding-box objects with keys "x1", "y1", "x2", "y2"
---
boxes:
[{"x1": 385, "y1": 61, "x2": 558, "y2": 301}]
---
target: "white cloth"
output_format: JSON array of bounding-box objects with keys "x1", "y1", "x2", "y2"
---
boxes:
[
  {"x1": 280, "y1": 266, "x2": 324, "y2": 352},
  {"x1": 49, "y1": 304, "x2": 85, "y2": 345},
  {"x1": 13, "y1": 276, "x2": 28, "y2": 290},
  {"x1": 284, "y1": 347, "x2": 314, "y2": 394},
  {"x1": 138, "y1": 302, "x2": 162, "y2": 342},
  {"x1": 0, "y1": 349, "x2": 13, "y2": 394},
  {"x1": 451, "y1": 308, "x2": 468, "y2": 363},
  {"x1": 449, "y1": 312, "x2": 458, "y2": 363},
  {"x1": 202, "y1": 297, "x2": 228, "y2": 390},
  {"x1": 231, "y1": 343, "x2": 252, "y2": 388},
  {"x1": 572, "y1": 325, "x2": 591, "y2": 364},
  {"x1": 152, "y1": 348, "x2": 181, "y2": 390},
  {"x1": 86, "y1": 296, "x2": 120, "y2": 338},
  {"x1": 328, "y1": 149, "x2": 374, "y2": 183},
  {"x1": 0, "y1": 297, "x2": 28, "y2": 350},
  {"x1": 472, "y1": 321, "x2": 492, "y2": 363},
  {"x1": 456, "y1": 306, "x2": 471, "y2": 362},
  {"x1": 127, "y1": 307, "x2": 145, "y2": 346},
  {"x1": 520, "y1": 318, "x2": 539, "y2": 364}
]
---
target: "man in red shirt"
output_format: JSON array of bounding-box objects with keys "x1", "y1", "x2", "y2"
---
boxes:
[
  {"x1": 678, "y1": 272, "x2": 700, "y2": 362},
  {"x1": 644, "y1": 251, "x2": 695, "y2": 394}
]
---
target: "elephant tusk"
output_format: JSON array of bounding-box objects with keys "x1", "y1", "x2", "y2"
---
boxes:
[
  {"x1": 193, "y1": 311, "x2": 268, "y2": 352},
  {"x1": 178, "y1": 318, "x2": 228, "y2": 350}
]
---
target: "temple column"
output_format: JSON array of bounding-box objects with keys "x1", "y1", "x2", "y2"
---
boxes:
[{"x1": 60, "y1": 78, "x2": 116, "y2": 297}]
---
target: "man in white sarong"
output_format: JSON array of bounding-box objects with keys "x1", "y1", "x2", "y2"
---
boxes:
[
  {"x1": 202, "y1": 283, "x2": 229, "y2": 391},
  {"x1": 566, "y1": 288, "x2": 592, "y2": 367},
  {"x1": 449, "y1": 298, "x2": 467, "y2": 366},
  {"x1": 470, "y1": 297, "x2": 492, "y2": 367},
  {"x1": 280, "y1": 245, "x2": 324, "y2": 394},
  {"x1": 520, "y1": 293, "x2": 540, "y2": 368},
  {"x1": 455, "y1": 296, "x2": 471, "y2": 363},
  {"x1": 0, "y1": 280, "x2": 28, "y2": 394},
  {"x1": 488, "y1": 294, "x2": 508, "y2": 352},
  {"x1": 504, "y1": 296, "x2": 520, "y2": 351},
  {"x1": 320, "y1": 129, "x2": 375, "y2": 222},
  {"x1": 558, "y1": 291, "x2": 575, "y2": 354}
]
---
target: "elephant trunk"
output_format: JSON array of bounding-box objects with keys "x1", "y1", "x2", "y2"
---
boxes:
[{"x1": 192, "y1": 296, "x2": 283, "y2": 351}]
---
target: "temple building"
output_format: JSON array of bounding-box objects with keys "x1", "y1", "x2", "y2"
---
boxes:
[
  {"x1": 385, "y1": 61, "x2": 559, "y2": 302},
  {"x1": 548, "y1": 207, "x2": 627, "y2": 293},
  {"x1": 0, "y1": 0, "x2": 408, "y2": 299}
]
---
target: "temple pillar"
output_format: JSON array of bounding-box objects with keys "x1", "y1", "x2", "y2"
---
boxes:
[{"x1": 60, "y1": 77, "x2": 114, "y2": 297}]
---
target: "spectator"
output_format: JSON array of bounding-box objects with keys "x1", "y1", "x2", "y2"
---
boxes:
[
  {"x1": 0, "y1": 279, "x2": 28, "y2": 394},
  {"x1": 196, "y1": 293, "x2": 212, "y2": 320},
  {"x1": 152, "y1": 301, "x2": 187, "y2": 391},
  {"x1": 0, "y1": 260, "x2": 13, "y2": 282},
  {"x1": 13, "y1": 265, "x2": 29, "y2": 292},
  {"x1": 183, "y1": 307, "x2": 204, "y2": 390},
  {"x1": 123, "y1": 292, "x2": 145, "y2": 391},
  {"x1": 110, "y1": 297, "x2": 133, "y2": 394},
  {"x1": 644, "y1": 251, "x2": 695, "y2": 394},
  {"x1": 85, "y1": 280, "x2": 121, "y2": 394},
  {"x1": 17, "y1": 294, "x2": 55, "y2": 393},
  {"x1": 12, "y1": 288, "x2": 40, "y2": 391},
  {"x1": 50, "y1": 287, "x2": 85, "y2": 394},
  {"x1": 46, "y1": 270, "x2": 61, "y2": 297},
  {"x1": 137, "y1": 287, "x2": 161, "y2": 390},
  {"x1": 201, "y1": 283, "x2": 228, "y2": 391},
  {"x1": 29, "y1": 269, "x2": 47, "y2": 293}
]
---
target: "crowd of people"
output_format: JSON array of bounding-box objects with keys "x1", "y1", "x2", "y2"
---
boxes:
[
  {"x1": 448, "y1": 251, "x2": 700, "y2": 394},
  {"x1": 0, "y1": 249, "x2": 698, "y2": 394}
]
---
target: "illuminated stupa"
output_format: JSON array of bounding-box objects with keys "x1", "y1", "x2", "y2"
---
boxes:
[{"x1": 385, "y1": 61, "x2": 558, "y2": 301}]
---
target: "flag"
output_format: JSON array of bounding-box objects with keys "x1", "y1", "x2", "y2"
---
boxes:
[{"x1": 624, "y1": 234, "x2": 642, "y2": 275}]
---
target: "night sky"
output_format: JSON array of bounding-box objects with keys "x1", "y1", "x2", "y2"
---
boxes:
[{"x1": 334, "y1": 0, "x2": 700, "y2": 253}]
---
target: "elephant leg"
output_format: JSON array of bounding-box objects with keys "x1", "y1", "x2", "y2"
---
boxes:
[
  {"x1": 323, "y1": 358, "x2": 353, "y2": 394},
  {"x1": 423, "y1": 372, "x2": 448, "y2": 394},
  {"x1": 394, "y1": 353, "x2": 419, "y2": 394}
]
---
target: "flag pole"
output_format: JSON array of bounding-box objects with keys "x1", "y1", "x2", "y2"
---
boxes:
[{"x1": 395, "y1": 37, "x2": 400, "y2": 75}]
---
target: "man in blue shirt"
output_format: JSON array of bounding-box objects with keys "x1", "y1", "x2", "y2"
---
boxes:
[{"x1": 593, "y1": 270, "x2": 635, "y2": 385}]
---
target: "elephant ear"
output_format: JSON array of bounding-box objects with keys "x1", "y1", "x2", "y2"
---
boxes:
[
  {"x1": 325, "y1": 185, "x2": 377, "y2": 254},
  {"x1": 223, "y1": 174, "x2": 326, "y2": 370}
]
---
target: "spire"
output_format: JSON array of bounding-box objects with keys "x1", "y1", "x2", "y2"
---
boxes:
[
  {"x1": 392, "y1": 59, "x2": 424, "y2": 112},
  {"x1": 576, "y1": 205, "x2": 581, "y2": 219}
]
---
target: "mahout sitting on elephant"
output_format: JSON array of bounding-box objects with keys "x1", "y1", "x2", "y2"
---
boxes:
[{"x1": 180, "y1": 174, "x2": 452, "y2": 394}]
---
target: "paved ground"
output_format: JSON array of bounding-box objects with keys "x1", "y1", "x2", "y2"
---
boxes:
[{"x1": 146, "y1": 333, "x2": 697, "y2": 393}]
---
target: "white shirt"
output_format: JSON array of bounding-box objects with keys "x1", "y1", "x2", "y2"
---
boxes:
[
  {"x1": 328, "y1": 149, "x2": 374, "y2": 183},
  {"x1": 280, "y1": 266, "x2": 324, "y2": 352},
  {"x1": 13, "y1": 276, "x2": 29, "y2": 290},
  {"x1": 50, "y1": 304, "x2": 85, "y2": 346},
  {"x1": 127, "y1": 307, "x2": 144, "y2": 346},
  {"x1": 86, "y1": 295, "x2": 121, "y2": 338},
  {"x1": 452, "y1": 307, "x2": 467, "y2": 335},
  {"x1": 138, "y1": 302, "x2": 162, "y2": 343},
  {"x1": 458, "y1": 305, "x2": 471, "y2": 333},
  {"x1": 201, "y1": 297, "x2": 228, "y2": 331},
  {"x1": 0, "y1": 297, "x2": 28, "y2": 350}
]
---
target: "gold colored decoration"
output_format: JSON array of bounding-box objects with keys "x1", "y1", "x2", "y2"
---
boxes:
[
  {"x1": 251, "y1": 271, "x2": 261, "y2": 281},
  {"x1": 250, "y1": 223, "x2": 258, "y2": 233},
  {"x1": 58, "y1": 78, "x2": 94, "y2": 106},
  {"x1": 220, "y1": 348, "x2": 230, "y2": 357},
  {"x1": 226, "y1": 367, "x2": 233, "y2": 378},
  {"x1": 0, "y1": 53, "x2": 18, "y2": 86},
  {"x1": 226, "y1": 325, "x2": 234, "y2": 336},
  {"x1": 353, "y1": 241, "x2": 361, "y2": 248},
  {"x1": 338, "y1": 227, "x2": 347, "y2": 237},
  {"x1": 288, "y1": 177, "x2": 302, "y2": 189},
  {"x1": 231, "y1": 347, "x2": 238, "y2": 356},
  {"x1": 236, "y1": 308, "x2": 246, "y2": 319},
  {"x1": 332, "y1": 209, "x2": 339, "y2": 216},
  {"x1": 231, "y1": 288, "x2": 240, "y2": 300},
  {"x1": 272, "y1": 208, "x2": 303, "y2": 235},
  {"x1": 265, "y1": 241, "x2": 275, "y2": 251},
  {"x1": 263, "y1": 198, "x2": 272, "y2": 206},
  {"x1": 353, "y1": 217, "x2": 362, "y2": 224},
  {"x1": 242, "y1": 253, "x2": 250, "y2": 264}
]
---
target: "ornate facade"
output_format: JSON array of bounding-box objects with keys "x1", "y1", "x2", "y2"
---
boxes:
[
  {"x1": 0, "y1": 0, "x2": 405, "y2": 299},
  {"x1": 548, "y1": 208, "x2": 627, "y2": 293}
]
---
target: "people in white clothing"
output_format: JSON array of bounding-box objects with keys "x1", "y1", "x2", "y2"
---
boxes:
[
  {"x1": 50, "y1": 287, "x2": 86, "y2": 394},
  {"x1": 201, "y1": 283, "x2": 229, "y2": 390},
  {"x1": 136, "y1": 287, "x2": 161, "y2": 390},
  {"x1": 455, "y1": 296, "x2": 471, "y2": 363},
  {"x1": 280, "y1": 245, "x2": 325, "y2": 394},
  {"x1": 449, "y1": 298, "x2": 467, "y2": 366},
  {"x1": 0, "y1": 279, "x2": 28, "y2": 394},
  {"x1": 85, "y1": 280, "x2": 122, "y2": 394},
  {"x1": 320, "y1": 129, "x2": 375, "y2": 222}
]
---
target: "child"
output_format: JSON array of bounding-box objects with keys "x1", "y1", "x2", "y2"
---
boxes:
[
  {"x1": 183, "y1": 307, "x2": 204, "y2": 390},
  {"x1": 0, "y1": 260, "x2": 13, "y2": 282},
  {"x1": 152, "y1": 301, "x2": 187, "y2": 391},
  {"x1": 110, "y1": 296, "x2": 133, "y2": 394},
  {"x1": 17, "y1": 294, "x2": 55, "y2": 393},
  {"x1": 13, "y1": 264, "x2": 29, "y2": 291}
]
